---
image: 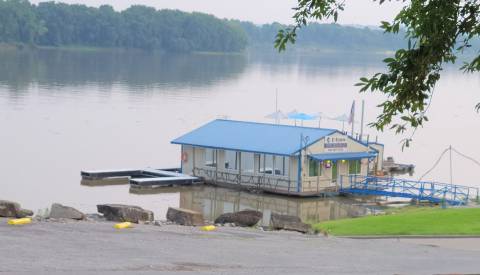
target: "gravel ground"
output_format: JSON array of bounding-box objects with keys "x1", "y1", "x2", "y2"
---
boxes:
[{"x1": 0, "y1": 218, "x2": 479, "y2": 275}]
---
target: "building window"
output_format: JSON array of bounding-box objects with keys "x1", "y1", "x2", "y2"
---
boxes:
[
  {"x1": 349, "y1": 159, "x2": 361, "y2": 174},
  {"x1": 241, "y1": 152, "x2": 255, "y2": 173},
  {"x1": 259, "y1": 154, "x2": 274, "y2": 174},
  {"x1": 224, "y1": 150, "x2": 238, "y2": 170},
  {"x1": 205, "y1": 148, "x2": 217, "y2": 167},
  {"x1": 273, "y1": 156, "x2": 289, "y2": 176},
  {"x1": 309, "y1": 158, "x2": 319, "y2": 177}
]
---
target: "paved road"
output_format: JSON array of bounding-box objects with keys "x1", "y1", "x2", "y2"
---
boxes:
[{"x1": 0, "y1": 219, "x2": 479, "y2": 274}]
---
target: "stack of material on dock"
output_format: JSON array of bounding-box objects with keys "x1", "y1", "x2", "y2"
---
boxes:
[
  {"x1": 80, "y1": 168, "x2": 201, "y2": 187},
  {"x1": 382, "y1": 157, "x2": 415, "y2": 175}
]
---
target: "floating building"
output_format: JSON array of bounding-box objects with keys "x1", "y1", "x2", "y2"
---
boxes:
[{"x1": 172, "y1": 119, "x2": 383, "y2": 196}]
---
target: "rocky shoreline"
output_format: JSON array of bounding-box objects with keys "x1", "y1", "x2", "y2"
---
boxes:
[
  {"x1": 1, "y1": 212, "x2": 480, "y2": 274},
  {"x1": 0, "y1": 199, "x2": 313, "y2": 234}
]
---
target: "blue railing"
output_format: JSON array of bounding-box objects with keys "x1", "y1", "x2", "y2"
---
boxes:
[{"x1": 339, "y1": 175, "x2": 479, "y2": 205}]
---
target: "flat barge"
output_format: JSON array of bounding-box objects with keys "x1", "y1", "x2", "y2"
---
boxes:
[{"x1": 81, "y1": 168, "x2": 202, "y2": 187}]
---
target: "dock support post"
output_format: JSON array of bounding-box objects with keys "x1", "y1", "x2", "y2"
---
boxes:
[
  {"x1": 192, "y1": 147, "x2": 196, "y2": 176},
  {"x1": 238, "y1": 152, "x2": 242, "y2": 185},
  {"x1": 215, "y1": 149, "x2": 218, "y2": 183}
]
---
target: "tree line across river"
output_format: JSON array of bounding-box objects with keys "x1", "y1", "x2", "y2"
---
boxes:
[{"x1": 0, "y1": 0, "x2": 406, "y2": 53}]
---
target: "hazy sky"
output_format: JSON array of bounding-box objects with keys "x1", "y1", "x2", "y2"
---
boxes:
[{"x1": 30, "y1": 0, "x2": 406, "y2": 26}]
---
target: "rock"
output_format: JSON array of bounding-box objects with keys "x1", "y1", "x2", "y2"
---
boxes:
[
  {"x1": 49, "y1": 203, "x2": 85, "y2": 220},
  {"x1": 270, "y1": 213, "x2": 311, "y2": 234},
  {"x1": 97, "y1": 204, "x2": 154, "y2": 223},
  {"x1": 85, "y1": 213, "x2": 106, "y2": 222},
  {"x1": 166, "y1": 207, "x2": 204, "y2": 226},
  {"x1": 214, "y1": 210, "x2": 263, "y2": 227},
  {"x1": 16, "y1": 208, "x2": 34, "y2": 218},
  {"x1": 0, "y1": 200, "x2": 33, "y2": 218}
]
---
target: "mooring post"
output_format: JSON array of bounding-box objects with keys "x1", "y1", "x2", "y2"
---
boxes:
[
  {"x1": 215, "y1": 149, "x2": 218, "y2": 183},
  {"x1": 453, "y1": 185, "x2": 457, "y2": 202}
]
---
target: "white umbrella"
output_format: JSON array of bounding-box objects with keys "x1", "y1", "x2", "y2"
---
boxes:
[
  {"x1": 330, "y1": 114, "x2": 350, "y2": 131},
  {"x1": 265, "y1": 110, "x2": 287, "y2": 124}
]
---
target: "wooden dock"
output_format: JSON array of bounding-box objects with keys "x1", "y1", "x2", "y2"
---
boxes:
[{"x1": 81, "y1": 168, "x2": 201, "y2": 187}]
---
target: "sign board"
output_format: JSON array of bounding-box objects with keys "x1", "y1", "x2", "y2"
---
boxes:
[{"x1": 324, "y1": 136, "x2": 348, "y2": 152}]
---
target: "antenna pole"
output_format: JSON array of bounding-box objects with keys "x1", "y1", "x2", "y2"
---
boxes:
[
  {"x1": 449, "y1": 145, "x2": 453, "y2": 184},
  {"x1": 275, "y1": 89, "x2": 278, "y2": 124}
]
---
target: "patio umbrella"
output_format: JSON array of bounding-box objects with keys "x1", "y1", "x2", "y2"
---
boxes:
[
  {"x1": 330, "y1": 114, "x2": 350, "y2": 131},
  {"x1": 265, "y1": 110, "x2": 288, "y2": 124},
  {"x1": 287, "y1": 110, "x2": 318, "y2": 126},
  {"x1": 314, "y1": 112, "x2": 323, "y2": 128}
]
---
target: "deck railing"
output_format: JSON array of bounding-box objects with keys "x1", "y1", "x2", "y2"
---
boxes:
[
  {"x1": 194, "y1": 167, "x2": 339, "y2": 195},
  {"x1": 193, "y1": 167, "x2": 296, "y2": 193},
  {"x1": 340, "y1": 175, "x2": 479, "y2": 205}
]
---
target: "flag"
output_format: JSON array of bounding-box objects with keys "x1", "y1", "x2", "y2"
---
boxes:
[{"x1": 348, "y1": 101, "x2": 355, "y2": 124}]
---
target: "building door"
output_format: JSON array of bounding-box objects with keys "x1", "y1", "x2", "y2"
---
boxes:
[
  {"x1": 332, "y1": 162, "x2": 338, "y2": 182},
  {"x1": 338, "y1": 161, "x2": 349, "y2": 183}
]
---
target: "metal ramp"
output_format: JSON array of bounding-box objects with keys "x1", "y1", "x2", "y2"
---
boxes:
[{"x1": 339, "y1": 175, "x2": 479, "y2": 205}]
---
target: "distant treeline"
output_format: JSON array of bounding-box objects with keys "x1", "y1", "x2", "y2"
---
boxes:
[
  {"x1": 236, "y1": 21, "x2": 405, "y2": 51},
  {"x1": 0, "y1": 0, "x2": 408, "y2": 53},
  {"x1": 0, "y1": 0, "x2": 247, "y2": 52}
]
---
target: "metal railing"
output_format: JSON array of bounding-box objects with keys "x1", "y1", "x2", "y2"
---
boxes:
[
  {"x1": 194, "y1": 167, "x2": 340, "y2": 195},
  {"x1": 340, "y1": 175, "x2": 479, "y2": 205},
  {"x1": 194, "y1": 167, "x2": 295, "y2": 193}
]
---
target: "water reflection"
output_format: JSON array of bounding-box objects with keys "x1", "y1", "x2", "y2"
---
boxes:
[
  {"x1": 131, "y1": 185, "x2": 379, "y2": 225},
  {"x1": 0, "y1": 48, "x2": 391, "y2": 95},
  {"x1": 0, "y1": 49, "x2": 248, "y2": 92}
]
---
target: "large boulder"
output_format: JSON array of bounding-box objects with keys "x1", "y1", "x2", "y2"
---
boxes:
[
  {"x1": 166, "y1": 207, "x2": 204, "y2": 226},
  {"x1": 270, "y1": 213, "x2": 311, "y2": 234},
  {"x1": 50, "y1": 203, "x2": 85, "y2": 220},
  {"x1": 0, "y1": 200, "x2": 33, "y2": 218},
  {"x1": 214, "y1": 210, "x2": 263, "y2": 227},
  {"x1": 97, "y1": 204, "x2": 154, "y2": 223}
]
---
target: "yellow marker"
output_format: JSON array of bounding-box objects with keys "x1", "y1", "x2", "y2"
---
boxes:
[
  {"x1": 8, "y1": 218, "x2": 32, "y2": 225},
  {"x1": 200, "y1": 225, "x2": 216, "y2": 231},
  {"x1": 114, "y1": 222, "x2": 133, "y2": 229}
]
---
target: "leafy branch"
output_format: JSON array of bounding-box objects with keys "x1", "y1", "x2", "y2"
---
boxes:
[{"x1": 276, "y1": 0, "x2": 480, "y2": 148}]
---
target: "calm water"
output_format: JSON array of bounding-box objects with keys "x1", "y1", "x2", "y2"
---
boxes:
[{"x1": 1, "y1": 48, "x2": 479, "y2": 221}]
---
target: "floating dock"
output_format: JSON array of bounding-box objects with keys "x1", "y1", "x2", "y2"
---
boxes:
[{"x1": 81, "y1": 168, "x2": 202, "y2": 187}]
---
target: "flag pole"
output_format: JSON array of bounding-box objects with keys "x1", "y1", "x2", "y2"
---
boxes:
[
  {"x1": 350, "y1": 101, "x2": 355, "y2": 136},
  {"x1": 360, "y1": 100, "x2": 365, "y2": 141}
]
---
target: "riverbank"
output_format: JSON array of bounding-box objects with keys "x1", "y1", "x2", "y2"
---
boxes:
[
  {"x1": 1, "y1": 218, "x2": 479, "y2": 274},
  {"x1": 314, "y1": 207, "x2": 480, "y2": 236}
]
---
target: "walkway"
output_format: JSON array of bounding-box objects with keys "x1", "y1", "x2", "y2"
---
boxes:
[{"x1": 340, "y1": 175, "x2": 479, "y2": 205}]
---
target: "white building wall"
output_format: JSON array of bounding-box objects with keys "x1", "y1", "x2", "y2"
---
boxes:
[
  {"x1": 303, "y1": 131, "x2": 372, "y2": 192},
  {"x1": 369, "y1": 143, "x2": 384, "y2": 171}
]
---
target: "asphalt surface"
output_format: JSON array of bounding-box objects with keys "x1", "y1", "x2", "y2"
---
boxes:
[{"x1": 0, "y1": 218, "x2": 479, "y2": 274}]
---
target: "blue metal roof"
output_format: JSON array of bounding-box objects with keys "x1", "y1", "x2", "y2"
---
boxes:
[
  {"x1": 309, "y1": 151, "x2": 377, "y2": 161},
  {"x1": 171, "y1": 119, "x2": 337, "y2": 156}
]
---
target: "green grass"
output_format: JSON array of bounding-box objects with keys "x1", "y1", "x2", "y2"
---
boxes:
[{"x1": 313, "y1": 207, "x2": 480, "y2": 236}]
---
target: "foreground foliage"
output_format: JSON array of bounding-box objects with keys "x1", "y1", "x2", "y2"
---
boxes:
[
  {"x1": 276, "y1": 0, "x2": 480, "y2": 147},
  {"x1": 314, "y1": 207, "x2": 480, "y2": 236}
]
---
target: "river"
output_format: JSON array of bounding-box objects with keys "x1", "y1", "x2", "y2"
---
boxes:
[{"x1": 1, "y1": 48, "x2": 479, "y2": 221}]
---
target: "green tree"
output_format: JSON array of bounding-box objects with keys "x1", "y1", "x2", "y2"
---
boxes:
[
  {"x1": 0, "y1": 0, "x2": 45, "y2": 44},
  {"x1": 0, "y1": 0, "x2": 248, "y2": 53},
  {"x1": 276, "y1": 0, "x2": 480, "y2": 148}
]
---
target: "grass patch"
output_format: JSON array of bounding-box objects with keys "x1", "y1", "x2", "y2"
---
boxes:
[{"x1": 314, "y1": 207, "x2": 480, "y2": 236}]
